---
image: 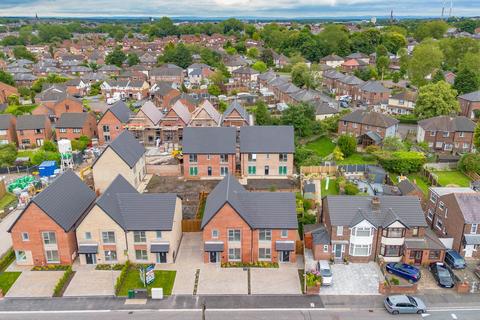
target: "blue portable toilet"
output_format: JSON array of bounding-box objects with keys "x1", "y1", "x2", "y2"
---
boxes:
[{"x1": 39, "y1": 161, "x2": 57, "y2": 177}]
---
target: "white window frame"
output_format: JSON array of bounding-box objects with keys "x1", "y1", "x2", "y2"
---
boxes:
[
  {"x1": 16, "y1": 250, "x2": 27, "y2": 262},
  {"x1": 155, "y1": 231, "x2": 162, "y2": 239},
  {"x1": 438, "y1": 201, "x2": 445, "y2": 210},
  {"x1": 427, "y1": 209, "x2": 434, "y2": 221},
  {"x1": 211, "y1": 229, "x2": 219, "y2": 239},
  {"x1": 436, "y1": 218, "x2": 443, "y2": 230},
  {"x1": 228, "y1": 248, "x2": 241, "y2": 261},
  {"x1": 135, "y1": 249, "x2": 148, "y2": 261},
  {"x1": 133, "y1": 231, "x2": 147, "y2": 243},
  {"x1": 323, "y1": 245, "x2": 329, "y2": 253},
  {"x1": 259, "y1": 229, "x2": 272, "y2": 241},
  {"x1": 349, "y1": 244, "x2": 371, "y2": 257},
  {"x1": 21, "y1": 232, "x2": 29, "y2": 241},
  {"x1": 258, "y1": 247, "x2": 271, "y2": 261},
  {"x1": 228, "y1": 229, "x2": 241, "y2": 242},
  {"x1": 102, "y1": 231, "x2": 116, "y2": 244},
  {"x1": 351, "y1": 227, "x2": 371, "y2": 237},
  {"x1": 84, "y1": 232, "x2": 92, "y2": 240},
  {"x1": 104, "y1": 250, "x2": 117, "y2": 262},
  {"x1": 337, "y1": 226, "x2": 343, "y2": 236},
  {"x1": 45, "y1": 250, "x2": 60, "y2": 263},
  {"x1": 471, "y1": 224, "x2": 478, "y2": 234},
  {"x1": 281, "y1": 230, "x2": 288, "y2": 238},
  {"x1": 42, "y1": 231, "x2": 56, "y2": 245}
]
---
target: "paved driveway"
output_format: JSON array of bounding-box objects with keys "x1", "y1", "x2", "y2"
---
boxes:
[
  {"x1": 319, "y1": 262, "x2": 383, "y2": 295},
  {"x1": 251, "y1": 264, "x2": 301, "y2": 294},
  {"x1": 0, "y1": 209, "x2": 21, "y2": 257},
  {"x1": 6, "y1": 271, "x2": 64, "y2": 297},
  {"x1": 63, "y1": 269, "x2": 120, "y2": 297},
  {"x1": 198, "y1": 264, "x2": 248, "y2": 295}
]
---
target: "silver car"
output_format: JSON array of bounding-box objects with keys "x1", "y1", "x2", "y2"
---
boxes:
[{"x1": 384, "y1": 295, "x2": 427, "y2": 315}]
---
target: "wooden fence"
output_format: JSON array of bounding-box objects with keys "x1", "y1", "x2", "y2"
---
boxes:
[
  {"x1": 182, "y1": 219, "x2": 202, "y2": 232},
  {"x1": 295, "y1": 240, "x2": 304, "y2": 255},
  {"x1": 300, "y1": 165, "x2": 337, "y2": 176}
]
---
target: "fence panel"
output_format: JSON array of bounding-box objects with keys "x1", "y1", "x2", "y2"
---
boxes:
[{"x1": 182, "y1": 219, "x2": 201, "y2": 232}]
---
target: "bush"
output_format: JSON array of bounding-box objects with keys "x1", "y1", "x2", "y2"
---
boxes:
[
  {"x1": 95, "y1": 263, "x2": 125, "y2": 271},
  {"x1": 305, "y1": 271, "x2": 322, "y2": 287},
  {"x1": 374, "y1": 150, "x2": 426, "y2": 174},
  {"x1": 115, "y1": 260, "x2": 131, "y2": 295},
  {"x1": 31, "y1": 265, "x2": 70, "y2": 271},
  {"x1": 458, "y1": 153, "x2": 480, "y2": 174},
  {"x1": 395, "y1": 114, "x2": 418, "y2": 124},
  {"x1": 365, "y1": 145, "x2": 380, "y2": 154},
  {"x1": 389, "y1": 277, "x2": 400, "y2": 286},
  {"x1": 221, "y1": 261, "x2": 279, "y2": 268},
  {"x1": 344, "y1": 182, "x2": 360, "y2": 195},
  {"x1": 53, "y1": 266, "x2": 73, "y2": 297},
  {"x1": 337, "y1": 134, "x2": 356, "y2": 157}
]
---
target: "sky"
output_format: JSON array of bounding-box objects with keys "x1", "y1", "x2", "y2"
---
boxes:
[{"x1": 0, "y1": 0, "x2": 479, "y2": 18}]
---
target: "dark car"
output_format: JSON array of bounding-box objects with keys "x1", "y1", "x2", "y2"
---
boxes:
[
  {"x1": 429, "y1": 262, "x2": 455, "y2": 288},
  {"x1": 444, "y1": 250, "x2": 466, "y2": 269},
  {"x1": 386, "y1": 262, "x2": 421, "y2": 283}
]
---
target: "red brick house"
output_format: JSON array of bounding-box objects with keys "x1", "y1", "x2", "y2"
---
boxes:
[
  {"x1": 357, "y1": 81, "x2": 391, "y2": 106},
  {"x1": 201, "y1": 175, "x2": 298, "y2": 263},
  {"x1": 0, "y1": 114, "x2": 17, "y2": 145},
  {"x1": 16, "y1": 115, "x2": 52, "y2": 149},
  {"x1": 149, "y1": 64, "x2": 184, "y2": 85},
  {"x1": 33, "y1": 96, "x2": 84, "y2": 123},
  {"x1": 97, "y1": 101, "x2": 131, "y2": 145},
  {"x1": 458, "y1": 90, "x2": 480, "y2": 120},
  {"x1": 182, "y1": 127, "x2": 236, "y2": 179},
  {"x1": 417, "y1": 116, "x2": 475, "y2": 154},
  {"x1": 9, "y1": 170, "x2": 96, "y2": 266},
  {"x1": 56, "y1": 112, "x2": 97, "y2": 140}
]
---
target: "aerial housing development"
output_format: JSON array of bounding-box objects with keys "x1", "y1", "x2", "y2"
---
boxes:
[{"x1": 0, "y1": 4, "x2": 480, "y2": 319}]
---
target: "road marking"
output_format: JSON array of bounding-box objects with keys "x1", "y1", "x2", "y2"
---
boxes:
[
  {"x1": 451, "y1": 314, "x2": 457, "y2": 320},
  {"x1": 421, "y1": 314, "x2": 430, "y2": 318}
]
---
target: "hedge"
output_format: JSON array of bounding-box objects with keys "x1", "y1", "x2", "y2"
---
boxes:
[
  {"x1": 53, "y1": 266, "x2": 73, "y2": 297},
  {"x1": 394, "y1": 114, "x2": 419, "y2": 124},
  {"x1": 114, "y1": 260, "x2": 131, "y2": 295},
  {"x1": 0, "y1": 248, "x2": 15, "y2": 272},
  {"x1": 221, "y1": 261, "x2": 279, "y2": 268},
  {"x1": 374, "y1": 151, "x2": 426, "y2": 174},
  {"x1": 95, "y1": 263, "x2": 125, "y2": 271},
  {"x1": 32, "y1": 265, "x2": 70, "y2": 271}
]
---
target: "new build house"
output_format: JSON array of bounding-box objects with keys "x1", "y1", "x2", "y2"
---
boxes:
[
  {"x1": 16, "y1": 114, "x2": 52, "y2": 149},
  {"x1": 92, "y1": 130, "x2": 146, "y2": 193},
  {"x1": 76, "y1": 175, "x2": 182, "y2": 265},
  {"x1": 201, "y1": 175, "x2": 298, "y2": 263},
  {"x1": 97, "y1": 101, "x2": 131, "y2": 145},
  {"x1": 9, "y1": 171, "x2": 96, "y2": 266},
  {"x1": 55, "y1": 112, "x2": 97, "y2": 140}
]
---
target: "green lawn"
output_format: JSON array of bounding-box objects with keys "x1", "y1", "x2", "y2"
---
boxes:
[
  {"x1": 117, "y1": 269, "x2": 176, "y2": 297},
  {"x1": 0, "y1": 193, "x2": 16, "y2": 208},
  {"x1": 0, "y1": 272, "x2": 21, "y2": 294},
  {"x1": 321, "y1": 178, "x2": 339, "y2": 196},
  {"x1": 305, "y1": 137, "x2": 336, "y2": 158},
  {"x1": 407, "y1": 174, "x2": 431, "y2": 196},
  {"x1": 337, "y1": 153, "x2": 377, "y2": 165},
  {"x1": 434, "y1": 171, "x2": 472, "y2": 187}
]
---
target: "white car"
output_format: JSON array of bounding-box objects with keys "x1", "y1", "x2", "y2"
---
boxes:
[{"x1": 317, "y1": 260, "x2": 333, "y2": 286}]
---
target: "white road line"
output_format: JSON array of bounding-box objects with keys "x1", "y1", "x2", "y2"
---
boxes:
[{"x1": 451, "y1": 314, "x2": 458, "y2": 320}]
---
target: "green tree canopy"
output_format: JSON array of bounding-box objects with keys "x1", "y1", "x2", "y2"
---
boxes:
[
  {"x1": 408, "y1": 40, "x2": 444, "y2": 87},
  {"x1": 337, "y1": 134, "x2": 356, "y2": 157},
  {"x1": 414, "y1": 81, "x2": 460, "y2": 119},
  {"x1": 0, "y1": 71, "x2": 15, "y2": 86},
  {"x1": 253, "y1": 100, "x2": 272, "y2": 125},
  {"x1": 280, "y1": 103, "x2": 317, "y2": 137},
  {"x1": 252, "y1": 61, "x2": 267, "y2": 73},
  {"x1": 105, "y1": 47, "x2": 126, "y2": 67},
  {"x1": 454, "y1": 67, "x2": 480, "y2": 95},
  {"x1": 415, "y1": 20, "x2": 449, "y2": 41}
]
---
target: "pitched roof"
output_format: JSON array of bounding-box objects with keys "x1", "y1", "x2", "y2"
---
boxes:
[
  {"x1": 16, "y1": 115, "x2": 47, "y2": 130},
  {"x1": 107, "y1": 130, "x2": 145, "y2": 168},
  {"x1": 182, "y1": 127, "x2": 236, "y2": 154},
  {"x1": 14, "y1": 170, "x2": 96, "y2": 232},
  {"x1": 418, "y1": 116, "x2": 475, "y2": 132},
  {"x1": 320, "y1": 54, "x2": 344, "y2": 62},
  {"x1": 191, "y1": 100, "x2": 221, "y2": 124},
  {"x1": 397, "y1": 179, "x2": 422, "y2": 196},
  {"x1": 360, "y1": 81, "x2": 390, "y2": 93},
  {"x1": 341, "y1": 109, "x2": 399, "y2": 128},
  {"x1": 222, "y1": 101, "x2": 249, "y2": 122},
  {"x1": 94, "y1": 175, "x2": 179, "y2": 231},
  {"x1": 0, "y1": 114, "x2": 13, "y2": 130},
  {"x1": 314, "y1": 101, "x2": 339, "y2": 115},
  {"x1": 201, "y1": 174, "x2": 297, "y2": 229},
  {"x1": 240, "y1": 126, "x2": 295, "y2": 153},
  {"x1": 170, "y1": 101, "x2": 192, "y2": 123},
  {"x1": 324, "y1": 195, "x2": 427, "y2": 228},
  {"x1": 139, "y1": 101, "x2": 163, "y2": 125},
  {"x1": 459, "y1": 90, "x2": 480, "y2": 102},
  {"x1": 451, "y1": 193, "x2": 480, "y2": 224},
  {"x1": 107, "y1": 101, "x2": 131, "y2": 123},
  {"x1": 56, "y1": 112, "x2": 89, "y2": 128}
]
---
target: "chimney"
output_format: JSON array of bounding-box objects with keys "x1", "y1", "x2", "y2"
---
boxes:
[{"x1": 371, "y1": 196, "x2": 381, "y2": 210}]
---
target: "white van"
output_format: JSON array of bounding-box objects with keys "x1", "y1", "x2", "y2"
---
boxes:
[{"x1": 317, "y1": 260, "x2": 333, "y2": 286}]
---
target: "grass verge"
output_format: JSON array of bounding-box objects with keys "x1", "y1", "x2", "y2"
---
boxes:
[
  {"x1": 117, "y1": 268, "x2": 176, "y2": 297},
  {"x1": 0, "y1": 272, "x2": 21, "y2": 294}
]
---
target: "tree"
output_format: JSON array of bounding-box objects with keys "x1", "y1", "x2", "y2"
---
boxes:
[
  {"x1": 281, "y1": 103, "x2": 317, "y2": 137},
  {"x1": 207, "y1": 84, "x2": 221, "y2": 96},
  {"x1": 252, "y1": 61, "x2": 267, "y2": 73},
  {"x1": 415, "y1": 20, "x2": 449, "y2": 41},
  {"x1": 126, "y1": 53, "x2": 140, "y2": 67},
  {"x1": 71, "y1": 136, "x2": 91, "y2": 151},
  {"x1": 431, "y1": 70, "x2": 445, "y2": 83},
  {"x1": 414, "y1": 81, "x2": 460, "y2": 119},
  {"x1": 376, "y1": 56, "x2": 390, "y2": 80},
  {"x1": 381, "y1": 32, "x2": 407, "y2": 54},
  {"x1": 458, "y1": 153, "x2": 480, "y2": 174},
  {"x1": 337, "y1": 134, "x2": 356, "y2": 157},
  {"x1": 13, "y1": 46, "x2": 36, "y2": 62},
  {"x1": 332, "y1": 146, "x2": 344, "y2": 161},
  {"x1": 253, "y1": 101, "x2": 272, "y2": 125},
  {"x1": 158, "y1": 43, "x2": 192, "y2": 69},
  {"x1": 291, "y1": 63, "x2": 317, "y2": 89},
  {"x1": 209, "y1": 70, "x2": 226, "y2": 86},
  {"x1": 246, "y1": 47, "x2": 259, "y2": 59},
  {"x1": 0, "y1": 144, "x2": 18, "y2": 167},
  {"x1": 397, "y1": 48, "x2": 409, "y2": 76},
  {"x1": 260, "y1": 48, "x2": 274, "y2": 67},
  {"x1": 454, "y1": 67, "x2": 480, "y2": 95},
  {"x1": 408, "y1": 41, "x2": 444, "y2": 87},
  {"x1": 474, "y1": 122, "x2": 480, "y2": 150},
  {"x1": 382, "y1": 137, "x2": 405, "y2": 151},
  {"x1": 0, "y1": 71, "x2": 15, "y2": 86},
  {"x1": 105, "y1": 47, "x2": 126, "y2": 67},
  {"x1": 374, "y1": 151, "x2": 426, "y2": 174}
]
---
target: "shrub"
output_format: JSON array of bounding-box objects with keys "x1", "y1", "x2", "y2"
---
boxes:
[
  {"x1": 95, "y1": 263, "x2": 125, "y2": 271},
  {"x1": 31, "y1": 265, "x2": 70, "y2": 271},
  {"x1": 458, "y1": 153, "x2": 480, "y2": 175},
  {"x1": 305, "y1": 271, "x2": 322, "y2": 287},
  {"x1": 365, "y1": 145, "x2": 380, "y2": 154},
  {"x1": 0, "y1": 249, "x2": 15, "y2": 272},
  {"x1": 374, "y1": 150, "x2": 426, "y2": 174},
  {"x1": 53, "y1": 266, "x2": 73, "y2": 297},
  {"x1": 344, "y1": 182, "x2": 359, "y2": 195},
  {"x1": 221, "y1": 261, "x2": 279, "y2": 268},
  {"x1": 114, "y1": 260, "x2": 131, "y2": 295},
  {"x1": 337, "y1": 134, "x2": 356, "y2": 157},
  {"x1": 389, "y1": 277, "x2": 400, "y2": 285}
]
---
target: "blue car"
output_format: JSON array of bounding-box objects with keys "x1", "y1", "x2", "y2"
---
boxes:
[
  {"x1": 444, "y1": 250, "x2": 466, "y2": 269},
  {"x1": 386, "y1": 263, "x2": 421, "y2": 283}
]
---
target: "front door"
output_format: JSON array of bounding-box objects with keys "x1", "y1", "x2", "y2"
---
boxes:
[
  {"x1": 334, "y1": 244, "x2": 343, "y2": 259},
  {"x1": 85, "y1": 253, "x2": 96, "y2": 265},
  {"x1": 156, "y1": 252, "x2": 167, "y2": 263},
  {"x1": 209, "y1": 252, "x2": 219, "y2": 263},
  {"x1": 280, "y1": 251, "x2": 290, "y2": 262},
  {"x1": 465, "y1": 245, "x2": 474, "y2": 258},
  {"x1": 412, "y1": 250, "x2": 423, "y2": 264}
]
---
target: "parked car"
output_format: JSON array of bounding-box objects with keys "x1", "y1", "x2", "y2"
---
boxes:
[
  {"x1": 384, "y1": 295, "x2": 427, "y2": 315},
  {"x1": 429, "y1": 262, "x2": 455, "y2": 288},
  {"x1": 386, "y1": 262, "x2": 421, "y2": 283},
  {"x1": 444, "y1": 250, "x2": 466, "y2": 269},
  {"x1": 317, "y1": 260, "x2": 333, "y2": 286}
]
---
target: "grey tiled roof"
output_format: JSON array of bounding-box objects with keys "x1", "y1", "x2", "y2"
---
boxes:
[
  {"x1": 222, "y1": 101, "x2": 249, "y2": 122},
  {"x1": 324, "y1": 195, "x2": 428, "y2": 228},
  {"x1": 0, "y1": 114, "x2": 13, "y2": 130},
  {"x1": 360, "y1": 81, "x2": 390, "y2": 93},
  {"x1": 451, "y1": 193, "x2": 480, "y2": 224},
  {"x1": 341, "y1": 109, "x2": 399, "y2": 128},
  {"x1": 56, "y1": 112, "x2": 89, "y2": 128},
  {"x1": 27, "y1": 170, "x2": 95, "y2": 231},
  {"x1": 459, "y1": 90, "x2": 480, "y2": 102},
  {"x1": 139, "y1": 101, "x2": 163, "y2": 125},
  {"x1": 201, "y1": 175, "x2": 298, "y2": 229},
  {"x1": 397, "y1": 179, "x2": 422, "y2": 196},
  {"x1": 182, "y1": 127, "x2": 236, "y2": 154},
  {"x1": 108, "y1": 101, "x2": 131, "y2": 123},
  {"x1": 240, "y1": 126, "x2": 294, "y2": 153},
  {"x1": 108, "y1": 130, "x2": 145, "y2": 168},
  {"x1": 16, "y1": 115, "x2": 47, "y2": 130},
  {"x1": 418, "y1": 116, "x2": 475, "y2": 132}
]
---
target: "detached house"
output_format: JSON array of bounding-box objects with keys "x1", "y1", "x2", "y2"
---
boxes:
[
  {"x1": 0, "y1": 114, "x2": 17, "y2": 145},
  {"x1": 9, "y1": 171, "x2": 96, "y2": 266},
  {"x1": 182, "y1": 127, "x2": 236, "y2": 179},
  {"x1": 16, "y1": 115, "x2": 52, "y2": 149},
  {"x1": 76, "y1": 175, "x2": 182, "y2": 265},
  {"x1": 92, "y1": 130, "x2": 146, "y2": 193},
  {"x1": 322, "y1": 195, "x2": 445, "y2": 265},
  {"x1": 97, "y1": 101, "x2": 131, "y2": 145},
  {"x1": 417, "y1": 116, "x2": 475, "y2": 154},
  {"x1": 240, "y1": 126, "x2": 294, "y2": 178},
  {"x1": 201, "y1": 174, "x2": 298, "y2": 263},
  {"x1": 56, "y1": 112, "x2": 97, "y2": 141}
]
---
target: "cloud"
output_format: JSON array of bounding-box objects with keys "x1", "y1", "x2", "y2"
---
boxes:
[{"x1": 0, "y1": 0, "x2": 478, "y2": 18}]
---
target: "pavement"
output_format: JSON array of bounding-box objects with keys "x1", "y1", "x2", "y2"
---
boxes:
[
  {"x1": 319, "y1": 262, "x2": 383, "y2": 295},
  {"x1": 250, "y1": 264, "x2": 302, "y2": 294},
  {"x1": 0, "y1": 209, "x2": 21, "y2": 257},
  {"x1": 5, "y1": 271, "x2": 64, "y2": 298},
  {"x1": 63, "y1": 268, "x2": 121, "y2": 297}
]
